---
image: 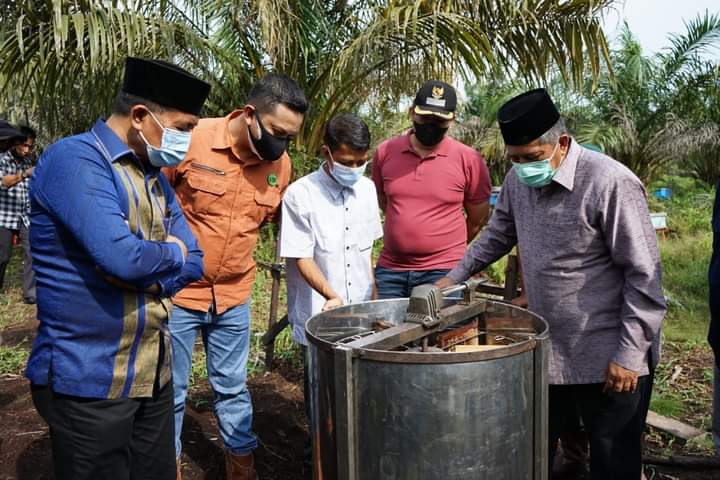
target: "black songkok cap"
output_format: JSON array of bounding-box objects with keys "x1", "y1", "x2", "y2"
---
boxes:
[
  {"x1": 122, "y1": 57, "x2": 211, "y2": 116},
  {"x1": 497, "y1": 88, "x2": 560, "y2": 146},
  {"x1": 0, "y1": 121, "x2": 22, "y2": 141}
]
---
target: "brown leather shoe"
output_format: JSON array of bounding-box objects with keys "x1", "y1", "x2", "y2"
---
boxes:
[{"x1": 225, "y1": 450, "x2": 257, "y2": 480}]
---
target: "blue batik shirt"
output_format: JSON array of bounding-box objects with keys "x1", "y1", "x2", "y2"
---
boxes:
[{"x1": 26, "y1": 119, "x2": 204, "y2": 399}]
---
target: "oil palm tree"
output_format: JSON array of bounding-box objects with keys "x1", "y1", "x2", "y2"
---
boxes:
[
  {"x1": 0, "y1": 0, "x2": 613, "y2": 154},
  {"x1": 576, "y1": 12, "x2": 720, "y2": 184}
]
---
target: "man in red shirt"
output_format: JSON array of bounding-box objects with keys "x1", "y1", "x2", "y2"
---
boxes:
[{"x1": 371, "y1": 80, "x2": 491, "y2": 298}]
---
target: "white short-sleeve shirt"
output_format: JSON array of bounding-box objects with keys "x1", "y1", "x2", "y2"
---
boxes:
[{"x1": 280, "y1": 164, "x2": 383, "y2": 345}]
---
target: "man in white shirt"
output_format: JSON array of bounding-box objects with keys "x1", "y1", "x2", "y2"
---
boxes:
[
  {"x1": 280, "y1": 113, "x2": 382, "y2": 342},
  {"x1": 279, "y1": 113, "x2": 382, "y2": 476}
]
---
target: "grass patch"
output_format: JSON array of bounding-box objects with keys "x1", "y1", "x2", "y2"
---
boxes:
[
  {"x1": 649, "y1": 395, "x2": 685, "y2": 419},
  {"x1": 0, "y1": 250, "x2": 34, "y2": 331},
  {"x1": 0, "y1": 345, "x2": 28, "y2": 376},
  {"x1": 645, "y1": 177, "x2": 714, "y2": 429},
  {"x1": 648, "y1": 176, "x2": 713, "y2": 344},
  {"x1": 660, "y1": 233, "x2": 711, "y2": 343}
]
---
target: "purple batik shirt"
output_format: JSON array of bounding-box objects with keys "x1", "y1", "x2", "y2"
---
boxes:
[{"x1": 449, "y1": 140, "x2": 667, "y2": 385}]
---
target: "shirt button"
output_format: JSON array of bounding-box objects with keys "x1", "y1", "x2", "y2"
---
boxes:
[
  {"x1": 345, "y1": 227, "x2": 349, "y2": 231},
  {"x1": 346, "y1": 246, "x2": 349, "y2": 250},
  {"x1": 348, "y1": 282, "x2": 352, "y2": 286},
  {"x1": 345, "y1": 207, "x2": 349, "y2": 211},
  {"x1": 347, "y1": 264, "x2": 350, "y2": 267}
]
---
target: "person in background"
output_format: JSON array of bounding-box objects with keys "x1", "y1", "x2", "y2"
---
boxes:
[
  {"x1": 372, "y1": 80, "x2": 491, "y2": 298},
  {"x1": 0, "y1": 123, "x2": 35, "y2": 302},
  {"x1": 25, "y1": 57, "x2": 209, "y2": 480},
  {"x1": 436, "y1": 88, "x2": 666, "y2": 480},
  {"x1": 709, "y1": 176, "x2": 720, "y2": 456},
  {"x1": 0, "y1": 121, "x2": 21, "y2": 153},
  {"x1": 279, "y1": 113, "x2": 382, "y2": 476},
  {"x1": 165, "y1": 74, "x2": 308, "y2": 480}
]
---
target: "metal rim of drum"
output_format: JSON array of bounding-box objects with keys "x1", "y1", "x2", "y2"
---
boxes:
[{"x1": 306, "y1": 299, "x2": 549, "y2": 364}]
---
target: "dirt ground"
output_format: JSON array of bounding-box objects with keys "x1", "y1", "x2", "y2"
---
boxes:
[
  {"x1": 0, "y1": 347, "x2": 307, "y2": 480},
  {"x1": 1, "y1": 317, "x2": 719, "y2": 480}
]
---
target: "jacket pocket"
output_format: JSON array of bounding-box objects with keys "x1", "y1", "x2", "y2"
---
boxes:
[
  {"x1": 253, "y1": 189, "x2": 281, "y2": 223},
  {"x1": 185, "y1": 171, "x2": 227, "y2": 214}
]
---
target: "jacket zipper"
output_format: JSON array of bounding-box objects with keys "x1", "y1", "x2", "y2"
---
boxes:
[{"x1": 191, "y1": 162, "x2": 226, "y2": 176}]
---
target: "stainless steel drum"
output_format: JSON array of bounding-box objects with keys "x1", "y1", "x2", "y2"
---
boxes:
[{"x1": 305, "y1": 282, "x2": 549, "y2": 480}]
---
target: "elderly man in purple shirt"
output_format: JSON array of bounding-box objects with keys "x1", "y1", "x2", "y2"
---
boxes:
[{"x1": 436, "y1": 88, "x2": 666, "y2": 480}]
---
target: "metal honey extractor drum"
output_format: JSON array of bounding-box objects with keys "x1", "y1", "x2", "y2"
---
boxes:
[{"x1": 305, "y1": 282, "x2": 550, "y2": 480}]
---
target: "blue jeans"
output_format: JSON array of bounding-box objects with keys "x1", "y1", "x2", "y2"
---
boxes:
[
  {"x1": 375, "y1": 266, "x2": 451, "y2": 299},
  {"x1": 170, "y1": 303, "x2": 256, "y2": 457}
]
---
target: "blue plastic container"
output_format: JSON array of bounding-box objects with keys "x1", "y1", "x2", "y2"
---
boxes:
[
  {"x1": 490, "y1": 187, "x2": 502, "y2": 207},
  {"x1": 654, "y1": 188, "x2": 672, "y2": 200}
]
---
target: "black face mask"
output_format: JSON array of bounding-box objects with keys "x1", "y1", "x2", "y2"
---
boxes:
[
  {"x1": 413, "y1": 122, "x2": 448, "y2": 147},
  {"x1": 248, "y1": 113, "x2": 290, "y2": 161}
]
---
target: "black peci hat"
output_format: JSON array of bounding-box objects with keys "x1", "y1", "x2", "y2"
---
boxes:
[
  {"x1": 497, "y1": 88, "x2": 560, "y2": 146},
  {"x1": 122, "y1": 57, "x2": 211, "y2": 116},
  {"x1": 413, "y1": 80, "x2": 457, "y2": 120},
  {"x1": 0, "y1": 121, "x2": 22, "y2": 141}
]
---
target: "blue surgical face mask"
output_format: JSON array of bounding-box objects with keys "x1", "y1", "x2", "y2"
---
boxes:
[
  {"x1": 512, "y1": 143, "x2": 559, "y2": 188},
  {"x1": 328, "y1": 150, "x2": 366, "y2": 188},
  {"x1": 139, "y1": 110, "x2": 191, "y2": 167}
]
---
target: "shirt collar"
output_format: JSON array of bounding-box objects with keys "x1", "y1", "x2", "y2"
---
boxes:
[
  {"x1": 551, "y1": 138, "x2": 580, "y2": 192},
  {"x1": 212, "y1": 110, "x2": 262, "y2": 166},
  {"x1": 212, "y1": 110, "x2": 240, "y2": 150},
  {"x1": 317, "y1": 162, "x2": 352, "y2": 200},
  {"x1": 90, "y1": 119, "x2": 134, "y2": 163}
]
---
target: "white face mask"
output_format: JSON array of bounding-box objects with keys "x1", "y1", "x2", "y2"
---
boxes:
[{"x1": 327, "y1": 149, "x2": 366, "y2": 187}]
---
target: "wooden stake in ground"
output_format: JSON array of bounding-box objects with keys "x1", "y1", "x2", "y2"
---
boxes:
[{"x1": 645, "y1": 410, "x2": 704, "y2": 441}]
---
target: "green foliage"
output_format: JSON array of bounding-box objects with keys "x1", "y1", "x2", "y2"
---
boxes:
[
  {"x1": 576, "y1": 14, "x2": 720, "y2": 184},
  {"x1": 0, "y1": 345, "x2": 28, "y2": 376},
  {"x1": 650, "y1": 394, "x2": 685, "y2": 419},
  {"x1": 0, "y1": 251, "x2": 33, "y2": 331},
  {"x1": 454, "y1": 80, "x2": 519, "y2": 184},
  {"x1": 289, "y1": 148, "x2": 321, "y2": 181},
  {"x1": 649, "y1": 175, "x2": 714, "y2": 235},
  {"x1": 649, "y1": 176, "x2": 712, "y2": 344},
  {"x1": 0, "y1": 0, "x2": 612, "y2": 151},
  {"x1": 659, "y1": 232, "x2": 711, "y2": 344},
  {"x1": 189, "y1": 349, "x2": 208, "y2": 388}
]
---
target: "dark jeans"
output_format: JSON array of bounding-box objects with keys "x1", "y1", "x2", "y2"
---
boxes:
[
  {"x1": 375, "y1": 265, "x2": 451, "y2": 299},
  {"x1": 548, "y1": 372, "x2": 654, "y2": 480},
  {"x1": 0, "y1": 224, "x2": 35, "y2": 298},
  {"x1": 31, "y1": 381, "x2": 176, "y2": 480}
]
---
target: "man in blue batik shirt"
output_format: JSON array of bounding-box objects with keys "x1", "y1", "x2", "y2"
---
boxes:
[
  {"x1": 710, "y1": 178, "x2": 720, "y2": 456},
  {"x1": 25, "y1": 57, "x2": 210, "y2": 480}
]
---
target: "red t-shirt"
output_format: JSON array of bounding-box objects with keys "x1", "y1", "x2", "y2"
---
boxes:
[{"x1": 372, "y1": 133, "x2": 491, "y2": 270}]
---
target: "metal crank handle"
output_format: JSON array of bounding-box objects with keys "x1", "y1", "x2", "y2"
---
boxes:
[
  {"x1": 440, "y1": 284, "x2": 467, "y2": 297},
  {"x1": 440, "y1": 278, "x2": 484, "y2": 298}
]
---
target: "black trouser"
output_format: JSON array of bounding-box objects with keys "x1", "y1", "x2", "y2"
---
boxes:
[
  {"x1": 548, "y1": 372, "x2": 654, "y2": 480},
  {"x1": 0, "y1": 224, "x2": 35, "y2": 298},
  {"x1": 31, "y1": 381, "x2": 176, "y2": 480},
  {"x1": 0, "y1": 226, "x2": 13, "y2": 290}
]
